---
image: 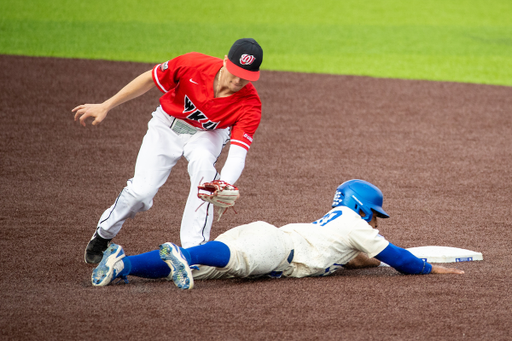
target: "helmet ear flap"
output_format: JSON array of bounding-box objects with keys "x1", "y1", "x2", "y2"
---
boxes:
[
  {"x1": 358, "y1": 206, "x2": 373, "y2": 222},
  {"x1": 351, "y1": 199, "x2": 373, "y2": 222}
]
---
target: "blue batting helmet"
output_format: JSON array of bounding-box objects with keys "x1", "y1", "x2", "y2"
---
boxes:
[{"x1": 332, "y1": 179, "x2": 389, "y2": 222}]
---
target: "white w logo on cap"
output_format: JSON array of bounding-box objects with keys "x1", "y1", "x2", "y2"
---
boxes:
[{"x1": 239, "y1": 54, "x2": 256, "y2": 65}]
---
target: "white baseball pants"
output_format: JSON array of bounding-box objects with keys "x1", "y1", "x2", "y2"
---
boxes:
[
  {"x1": 193, "y1": 221, "x2": 295, "y2": 280},
  {"x1": 97, "y1": 107, "x2": 230, "y2": 247}
]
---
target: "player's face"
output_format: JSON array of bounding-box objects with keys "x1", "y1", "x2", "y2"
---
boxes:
[
  {"x1": 224, "y1": 70, "x2": 250, "y2": 92},
  {"x1": 223, "y1": 57, "x2": 250, "y2": 93}
]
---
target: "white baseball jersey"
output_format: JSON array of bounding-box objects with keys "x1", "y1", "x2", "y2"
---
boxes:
[
  {"x1": 192, "y1": 206, "x2": 389, "y2": 280},
  {"x1": 280, "y1": 206, "x2": 389, "y2": 277}
]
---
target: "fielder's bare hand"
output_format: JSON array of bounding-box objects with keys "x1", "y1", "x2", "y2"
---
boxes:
[
  {"x1": 431, "y1": 265, "x2": 465, "y2": 274},
  {"x1": 72, "y1": 69, "x2": 155, "y2": 127},
  {"x1": 72, "y1": 103, "x2": 109, "y2": 127}
]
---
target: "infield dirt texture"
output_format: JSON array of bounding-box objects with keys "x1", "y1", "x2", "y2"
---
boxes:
[{"x1": 1, "y1": 55, "x2": 512, "y2": 340}]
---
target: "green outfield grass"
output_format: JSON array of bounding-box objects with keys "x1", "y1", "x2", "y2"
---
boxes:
[{"x1": 1, "y1": 0, "x2": 511, "y2": 85}]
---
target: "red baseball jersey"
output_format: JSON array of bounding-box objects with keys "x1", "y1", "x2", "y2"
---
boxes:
[{"x1": 152, "y1": 52, "x2": 262, "y2": 150}]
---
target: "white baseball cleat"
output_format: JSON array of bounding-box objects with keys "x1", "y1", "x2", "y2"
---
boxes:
[
  {"x1": 91, "y1": 243, "x2": 127, "y2": 286},
  {"x1": 159, "y1": 243, "x2": 194, "y2": 290}
]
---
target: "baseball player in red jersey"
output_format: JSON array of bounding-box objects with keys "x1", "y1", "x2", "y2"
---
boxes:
[{"x1": 73, "y1": 38, "x2": 263, "y2": 264}]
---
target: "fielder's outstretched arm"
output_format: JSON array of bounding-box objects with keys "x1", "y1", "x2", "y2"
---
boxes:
[
  {"x1": 219, "y1": 144, "x2": 247, "y2": 185},
  {"x1": 72, "y1": 70, "x2": 155, "y2": 127}
]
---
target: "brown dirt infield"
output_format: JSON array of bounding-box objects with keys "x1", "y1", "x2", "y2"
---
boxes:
[{"x1": 1, "y1": 54, "x2": 511, "y2": 340}]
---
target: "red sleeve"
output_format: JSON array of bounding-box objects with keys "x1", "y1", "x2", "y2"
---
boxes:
[
  {"x1": 230, "y1": 102, "x2": 261, "y2": 150},
  {"x1": 152, "y1": 54, "x2": 191, "y2": 93}
]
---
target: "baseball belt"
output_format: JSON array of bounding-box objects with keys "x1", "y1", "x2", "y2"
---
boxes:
[{"x1": 170, "y1": 117, "x2": 199, "y2": 135}]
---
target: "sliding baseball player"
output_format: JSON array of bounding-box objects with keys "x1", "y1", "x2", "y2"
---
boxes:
[{"x1": 89, "y1": 179, "x2": 464, "y2": 289}]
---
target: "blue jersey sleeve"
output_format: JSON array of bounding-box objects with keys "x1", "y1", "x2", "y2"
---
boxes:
[{"x1": 375, "y1": 243, "x2": 432, "y2": 274}]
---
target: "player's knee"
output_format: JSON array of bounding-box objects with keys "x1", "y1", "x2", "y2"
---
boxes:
[
  {"x1": 187, "y1": 151, "x2": 216, "y2": 172},
  {"x1": 125, "y1": 181, "x2": 157, "y2": 209}
]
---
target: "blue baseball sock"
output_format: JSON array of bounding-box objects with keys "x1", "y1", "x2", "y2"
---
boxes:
[
  {"x1": 185, "y1": 241, "x2": 230, "y2": 267},
  {"x1": 120, "y1": 250, "x2": 171, "y2": 279},
  {"x1": 118, "y1": 241, "x2": 230, "y2": 279}
]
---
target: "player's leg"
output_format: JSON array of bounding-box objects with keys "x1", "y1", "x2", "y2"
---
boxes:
[
  {"x1": 85, "y1": 109, "x2": 184, "y2": 264},
  {"x1": 91, "y1": 244, "x2": 172, "y2": 286},
  {"x1": 91, "y1": 241, "x2": 231, "y2": 287},
  {"x1": 159, "y1": 222, "x2": 295, "y2": 285},
  {"x1": 92, "y1": 222, "x2": 292, "y2": 287},
  {"x1": 158, "y1": 239, "x2": 233, "y2": 290},
  {"x1": 99, "y1": 109, "x2": 185, "y2": 238},
  {"x1": 180, "y1": 128, "x2": 230, "y2": 247}
]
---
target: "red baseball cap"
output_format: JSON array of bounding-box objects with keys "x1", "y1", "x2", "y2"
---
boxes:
[{"x1": 225, "y1": 38, "x2": 263, "y2": 81}]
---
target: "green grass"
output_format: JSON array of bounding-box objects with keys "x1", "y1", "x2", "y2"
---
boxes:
[{"x1": 1, "y1": 0, "x2": 511, "y2": 85}]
